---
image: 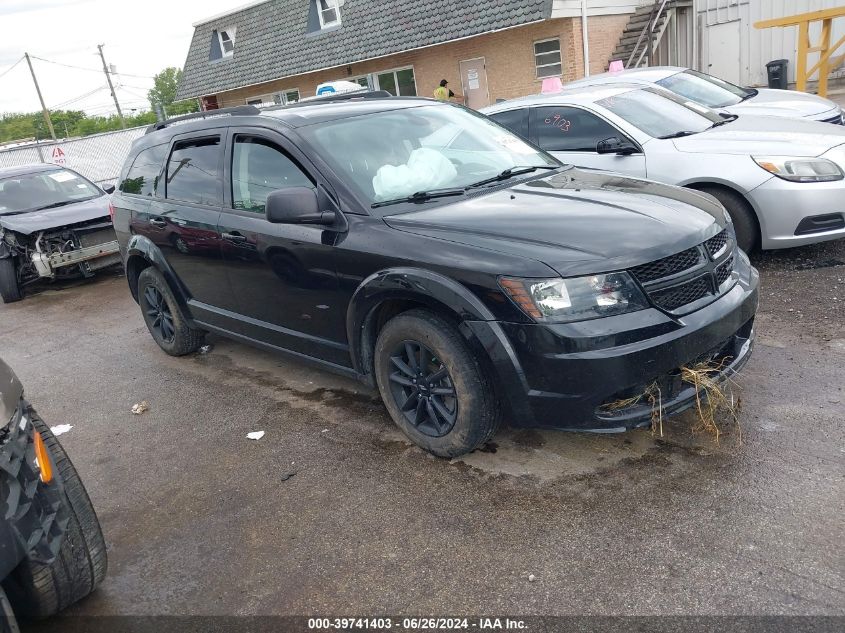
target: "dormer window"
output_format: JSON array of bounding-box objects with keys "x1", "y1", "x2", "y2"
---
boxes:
[
  {"x1": 218, "y1": 27, "x2": 236, "y2": 57},
  {"x1": 317, "y1": 0, "x2": 341, "y2": 28}
]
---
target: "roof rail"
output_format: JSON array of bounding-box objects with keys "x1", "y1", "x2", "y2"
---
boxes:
[{"x1": 145, "y1": 105, "x2": 261, "y2": 134}]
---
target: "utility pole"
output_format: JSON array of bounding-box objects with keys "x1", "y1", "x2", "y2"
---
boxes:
[
  {"x1": 97, "y1": 44, "x2": 125, "y2": 128},
  {"x1": 24, "y1": 53, "x2": 56, "y2": 141}
]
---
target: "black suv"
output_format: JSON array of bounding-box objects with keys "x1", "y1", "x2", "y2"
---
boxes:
[
  {"x1": 1, "y1": 356, "x2": 107, "y2": 629},
  {"x1": 112, "y1": 95, "x2": 758, "y2": 457}
]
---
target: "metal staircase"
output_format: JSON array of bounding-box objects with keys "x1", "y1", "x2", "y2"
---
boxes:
[{"x1": 609, "y1": 0, "x2": 693, "y2": 70}]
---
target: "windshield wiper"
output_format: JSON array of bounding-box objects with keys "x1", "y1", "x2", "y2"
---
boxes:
[
  {"x1": 656, "y1": 130, "x2": 700, "y2": 139},
  {"x1": 466, "y1": 165, "x2": 558, "y2": 189},
  {"x1": 710, "y1": 114, "x2": 739, "y2": 128},
  {"x1": 34, "y1": 200, "x2": 80, "y2": 211},
  {"x1": 371, "y1": 188, "x2": 466, "y2": 209},
  {"x1": 740, "y1": 88, "x2": 758, "y2": 102}
]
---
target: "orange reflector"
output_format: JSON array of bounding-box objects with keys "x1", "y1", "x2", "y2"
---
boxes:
[
  {"x1": 33, "y1": 431, "x2": 53, "y2": 484},
  {"x1": 499, "y1": 277, "x2": 542, "y2": 319}
]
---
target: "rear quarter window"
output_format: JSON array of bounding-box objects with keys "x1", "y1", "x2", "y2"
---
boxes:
[{"x1": 119, "y1": 144, "x2": 167, "y2": 197}]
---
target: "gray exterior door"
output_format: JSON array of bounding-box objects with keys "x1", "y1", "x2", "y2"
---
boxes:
[{"x1": 459, "y1": 58, "x2": 490, "y2": 110}]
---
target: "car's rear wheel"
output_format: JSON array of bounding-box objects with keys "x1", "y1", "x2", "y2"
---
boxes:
[
  {"x1": 695, "y1": 186, "x2": 759, "y2": 252},
  {"x1": 0, "y1": 257, "x2": 22, "y2": 304},
  {"x1": 2, "y1": 411, "x2": 107, "y2": 618},
  {"x1": 374, "y1": 309, "x2": 500, "y2": 458},
  {"x1": 137, "y1": 267, "x2": 204, "y2": 356}
]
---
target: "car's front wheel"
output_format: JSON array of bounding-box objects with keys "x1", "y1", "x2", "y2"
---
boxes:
[
  {"x1": 374, "y1": 309, "x2": 500, "y2": 458},
  {"x1": 0, "y1": 257, "x2": 22, "y2": 304}
]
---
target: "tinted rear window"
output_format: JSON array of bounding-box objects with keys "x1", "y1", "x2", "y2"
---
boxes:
[
  {"x1": 119, "y1": 144, "x2": 167, "y2": 196},
  {"x1": 166, "y1": 137, "x2": 222, "y2": 205},
  {"x1": 489, "y1": 109, "x2": 529, "y2": 140}
]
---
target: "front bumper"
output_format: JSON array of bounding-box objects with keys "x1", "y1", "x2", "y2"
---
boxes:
[
  {"x1": 468, "y1": 252, "x2": 759, "y2": 431},
  {"x1": 749, "y1": 172, "x2": 845, "y2": 249},
  {"x1": 0, "y1": 401, "x2": 67, "y2": 580}
]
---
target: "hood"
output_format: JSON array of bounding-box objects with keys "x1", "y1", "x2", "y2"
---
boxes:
[
  {"x1": 384, "y1": 168, "x2": 725, "y2": 277},
  {"x1": 0, "y1": 356, "x2": 23, "y2": 426},
  {"x1": 672, "y1": 115, "x2": 845, "y2": 156},
  {"x1": 723, "y1": 88, "x2": 840, "y2": 120},
  {"x1": 0, "y1": 195, "x2": 111, "y2": 235}
]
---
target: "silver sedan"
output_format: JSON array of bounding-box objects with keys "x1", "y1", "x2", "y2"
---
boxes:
[
  {"x1": 482, "y1": 84, "x2": 845, "y2": 251},
  {"x1": 565, "y1": 66, "x2": 844, "y2": 124}
]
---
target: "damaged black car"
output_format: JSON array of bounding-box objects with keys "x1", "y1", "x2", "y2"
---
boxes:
[
  {"x1": 0, "y1": 164, "x2": 120, "y2": 303},
  {"x1": 0, "y1": 356, "x2": 107, "y2": 628},
  {"x1": 113, "y1": 96, "x2": 758, "y2": 458}
]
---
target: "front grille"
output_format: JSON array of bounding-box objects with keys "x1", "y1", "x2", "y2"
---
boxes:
[
  {"x1": 715, "y1": 256, "x2": 734, "y2": 286},
  {"x1": 630, "y1": 229, "x2": 736, "y2": 314},
  {"x1": 650, "y1": 276, "x2": 711, "y2": 311},
  {"x1": 630, "y1": 246, "x2": 702, "y2": 283},
  {"x1": 704, "y1": 230, "x2": 728, "y2": 257},
  {"x1": 822, "y1": 113, "x2": 844, "y2": 125}
]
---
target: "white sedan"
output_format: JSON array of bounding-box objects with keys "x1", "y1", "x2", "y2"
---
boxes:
[
  {"x1": 482, "y1": 84, "x2": 845, "y2": 251},
  {"x1": 565, "y1": 66, "x2": 844, "y2": 125}
]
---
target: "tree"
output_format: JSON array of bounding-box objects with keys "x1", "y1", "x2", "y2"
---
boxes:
[{"x1": 148, "y1": 67, "x2": 198, "y2": 115}]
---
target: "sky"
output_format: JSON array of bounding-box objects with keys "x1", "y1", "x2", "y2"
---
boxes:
[{"x1": 0, "y1": 0, "x2": 243, "y2": 116}]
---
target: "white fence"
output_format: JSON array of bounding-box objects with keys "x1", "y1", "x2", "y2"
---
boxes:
[{"x1": 0, "y1": 126, "x2": 147, "y2": 186}]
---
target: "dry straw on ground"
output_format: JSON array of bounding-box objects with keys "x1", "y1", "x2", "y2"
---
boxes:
[{"x1": 600, "y1": 358, "x2": 741, "y2": 444}]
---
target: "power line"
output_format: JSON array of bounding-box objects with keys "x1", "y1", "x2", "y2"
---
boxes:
[
  {"x1": 0, "y1": 56, "x2": 24, "y2": 80},
  {"x1": 29, "y1": 54, "x2": 155, "y2": 79},
  {"x1": 50, "y1": 85, "x2": 107, "y2": 110}
]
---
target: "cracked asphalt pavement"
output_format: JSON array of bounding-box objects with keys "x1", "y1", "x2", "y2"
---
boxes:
[{"x1": 1, "y1": 240, "x2": 843, "y2": 625}]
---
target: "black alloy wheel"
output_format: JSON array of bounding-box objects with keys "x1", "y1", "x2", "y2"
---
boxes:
[
  {"x1": 388, "y1": 340, "x2": 458, "y2": 437},
  {"x1": 143, "y1": 285, "x2": 175, "y2": 343}
]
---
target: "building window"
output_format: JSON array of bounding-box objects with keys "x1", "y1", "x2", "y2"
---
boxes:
[
  {"x1": 534, "y1": 38, "x2": 561, "y2": 78},
  {"x1": 375, "y1": 67, "x2": 417, "y2": 96},
  {"x1": 317, "y1": 0, "x2": 341, "y2": 28},
  {"x1": 218, "y1": 27, "x2": 236, "y2": 57},
  {"x1": 246, "y1": 90, "x2": 300, "y2": 106},
  {"x1": 349, "y1": 76, "x2": 370, "y2": 89}
]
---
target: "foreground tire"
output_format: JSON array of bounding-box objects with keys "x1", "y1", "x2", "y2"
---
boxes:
[
  {"x1": 374, "y1": 309, "x2": 500, "y2": 458},
  {"x1": 696, "y1": 186, "x2": 759, "y2": 252},
  {"x1": 0, "y1": 257, "x2": 22, "y2": 304},
  {"x1": 3, "y1": 412, "x2": 107, "y2": 618},
  {"x1": 137, "y1": 267, "x2": 204, "y2": 356}
]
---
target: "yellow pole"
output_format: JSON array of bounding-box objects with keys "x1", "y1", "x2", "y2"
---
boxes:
[
  {"x1": 817, "y1": 18, "x2": 832, "y2": 97},
  {"x1": 795, "y1": 20, "x2": 809, "y2": 92}
]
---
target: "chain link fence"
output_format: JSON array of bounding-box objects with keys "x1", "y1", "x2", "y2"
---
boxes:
[{"x1": 0, "y1": 125, "x2": 147, "y2": 186}]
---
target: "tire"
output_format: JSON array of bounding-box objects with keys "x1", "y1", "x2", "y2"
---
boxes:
[
  {"x1": 374, "y1": 309, "x2": 500, "y2": 458},
  {"x1": 137, "y1": 267, "x2": 204, "y2": 356},
  {"x1": 2, "y1": 411, "x2": 107, "y2": 618},
  {"x1": 695, "y1": 186, "x2": 759, "y2": 252},
  {"x1": 0, "y1": 257, "x2": 22, "y2": 304},
  {"x1": 0, "y1": 587, "x2": 19, "y2": 633}
]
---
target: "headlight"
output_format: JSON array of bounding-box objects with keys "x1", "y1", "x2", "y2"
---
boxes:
[
  {"x1": 499, "y1": 272, "x2": 648, "y2": 322},
  {"x1": 752, "y1": 156, "x2": 843, "y2": 182}
]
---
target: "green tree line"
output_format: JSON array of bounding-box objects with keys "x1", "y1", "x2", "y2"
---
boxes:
[{"x1": 0, "y1": 67, "x2": 198, "y2": 144}]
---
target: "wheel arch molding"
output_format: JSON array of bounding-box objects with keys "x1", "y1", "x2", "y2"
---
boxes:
[
  {"x1": 346, "y1": 267, "x2": 497, "y2": 382},
  {"x1": 124, "y1": 234, "x2": 191, "y2": 315}
]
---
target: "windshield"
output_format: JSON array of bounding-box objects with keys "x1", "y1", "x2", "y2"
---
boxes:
[
  {"x1": 656, "y1": 69, "x2": 752, "y2": 108},
  {"x1": 596, "y1": 87, "x2": 723, "y2": 138},
  {"x1": 301, "y1": 104, "x2": 558, "y2": 206},
  {"x1": 0, "y1": 168, "x2": 101, "y2": 215}
]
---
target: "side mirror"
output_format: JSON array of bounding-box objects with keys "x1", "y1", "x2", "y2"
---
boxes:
[
  {"x1": 596, "y1": 136, "x2": 638, "y2": 155},
  {"x1": 265, "y1": 187, "x2": 335, "y2": 226},
  {"x1": 102, "y1": 184, "x2": 116, "y2": 194}
]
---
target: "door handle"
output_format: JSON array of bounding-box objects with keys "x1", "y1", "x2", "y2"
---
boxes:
[
  {"x1": 149, "y1": 218, "x2": 167, "y2": 228},
  {"x1": 222, "y1": 232, "x2": 248, "y2": 243}
]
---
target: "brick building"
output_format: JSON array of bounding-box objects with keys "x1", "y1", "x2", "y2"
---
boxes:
[{"x1": 176, "y1": 0, "x2": 641, "y2": 110}]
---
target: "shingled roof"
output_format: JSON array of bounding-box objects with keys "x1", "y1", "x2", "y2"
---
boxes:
[{"x1": 176, "y1": 0, "x2": 553, "y2": 99}]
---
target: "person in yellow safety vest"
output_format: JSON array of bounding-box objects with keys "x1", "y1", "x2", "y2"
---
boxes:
[{"x1": 433, "y1": 79, "x2": 463, "y2": 102}]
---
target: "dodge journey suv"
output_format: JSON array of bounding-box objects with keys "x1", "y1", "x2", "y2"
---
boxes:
[{"x1": 112, "y1": 94, "x2": 758, "y2": 457}]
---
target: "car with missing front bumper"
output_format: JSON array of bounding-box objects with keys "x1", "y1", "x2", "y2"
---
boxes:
[
  {"x1": 112, "y1": 95, "x2": 757, "y2": 457},
  {"x1": 0, "y1": 356, "x2": 107, "y2": 628},
  {"x1": 0, "y1": 164, "x2": 120, "y2": 303}
]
